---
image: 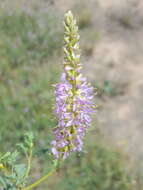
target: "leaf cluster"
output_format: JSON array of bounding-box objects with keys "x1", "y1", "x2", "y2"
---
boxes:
[{"x1": 0, "y1": 133, "x2": 34, "y2": 190}]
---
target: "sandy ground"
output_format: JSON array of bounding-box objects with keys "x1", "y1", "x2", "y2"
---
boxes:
[{"x1": 84, "y1": 0, "x2": 143, "y2": 165}]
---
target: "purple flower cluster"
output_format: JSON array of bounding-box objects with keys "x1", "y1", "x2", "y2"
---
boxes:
[
  {"x1": 51, "y1": 73, "x2": 94, "y2": 159},
  {"x1": 51, "y1": 11, "x2": 95, "y2": 159}
]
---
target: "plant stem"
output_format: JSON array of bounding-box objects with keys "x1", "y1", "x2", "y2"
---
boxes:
[
  {"x1": 22, "y1": 168, "x2": 56, "y2": 190},
  {"x1": 24, "y1": 146, "x2": 33, "y2": 180}
]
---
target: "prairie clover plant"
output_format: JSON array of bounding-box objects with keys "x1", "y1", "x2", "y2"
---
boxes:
[
  {"x1": 51, "y1": 11, "x2": 95, "y2": 159},
  {"x1": 0, "y1": 11, "x2": 95, "y2": 190}
]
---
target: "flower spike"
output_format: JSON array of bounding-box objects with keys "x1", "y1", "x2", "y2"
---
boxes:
[{"x1": 51, "y1": 11, "x2": 95, "y2": 159}]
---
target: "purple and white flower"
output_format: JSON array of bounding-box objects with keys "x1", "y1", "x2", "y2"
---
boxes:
[{"x1": 51, "y1": 11, "x2": 95, "y2": 159}]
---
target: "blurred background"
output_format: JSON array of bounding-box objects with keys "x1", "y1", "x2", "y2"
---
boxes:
[{"x1": 0, "y1": 0, "x2": 143, "y2": 189}]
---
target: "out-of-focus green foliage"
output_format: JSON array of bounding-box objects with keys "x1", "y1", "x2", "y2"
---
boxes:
[
  {"x1": 0, "y1": 11, "x2": 62, "y2": 152},
  {"x1": 0, "y1": 12, "x2": 62, "y2": 70},
  {"x1": 49, "y1": 140, "x2": 134, "y2": 190}
]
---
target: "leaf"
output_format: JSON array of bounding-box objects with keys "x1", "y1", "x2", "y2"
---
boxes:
[
  {"x1": 24, "y1": 132, "x2": 34, "y2": 149},
  {"x1": 0, "y1": 151, "x2": 19, "y2": 167},
  {"x1": 7, "y1": 151, "x2": 19, "y2": 166},
  {"x1": 16, "y1": 143, "x2": 28, "y2": 155},
  {"x1": 14, "y1": 164, "x2": 26, "y2": 179},
  {"x1": 0, "y1": 176, "x2": 6, "y2": 187},
  {"x1": 0, "y1": 152, "x2": 11, "y2": 162},
  {"x1": 14, "y1": 164, "x2": 27, "y2": 186}
]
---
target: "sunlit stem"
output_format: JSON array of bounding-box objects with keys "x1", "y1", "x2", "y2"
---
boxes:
[
  {"x1": 24, "y1": 144, "x2": 33, "y2": 180},
  {"x1": 22, "y1": 168, "x2": 56, "y2": 190},
  {"x1": 22, "y1": 160, "x2": 60, "y2": 190}
]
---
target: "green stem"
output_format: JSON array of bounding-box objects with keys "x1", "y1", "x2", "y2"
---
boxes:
[
  {"x1": 22, "y1": 168, "x2": 56, "y2": 190},
  {"x1": 24, "y1": 146, "x2": 33, "y2": 180}
]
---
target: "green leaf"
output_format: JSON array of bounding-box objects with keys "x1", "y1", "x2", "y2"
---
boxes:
[
  {"x1": 14, "y1": 164, "x2": 26, "y2": 179},
  {"x1": 24, "y1": 132, "x2": 34, "y2": 149},
  {"x1": 14, "y1": 164, "x2": 27, "y2": 186},
  {"x1": 16, "y1": 143, "x2": 28, "y2": 155},
  {"x1": 0, "y1": 152, "x2": 11, "y2": 162},
  {"x1": 0, "y1": 176, "x2": 6, "y2": 187}
]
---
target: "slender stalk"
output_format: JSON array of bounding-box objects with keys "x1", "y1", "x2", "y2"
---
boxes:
[
  {"x1": 24, "y1": 147, "x2": 33, "y2": 179},
  {"x1": 22, "y1": 168, "x2": 56, "y2": 190}
]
